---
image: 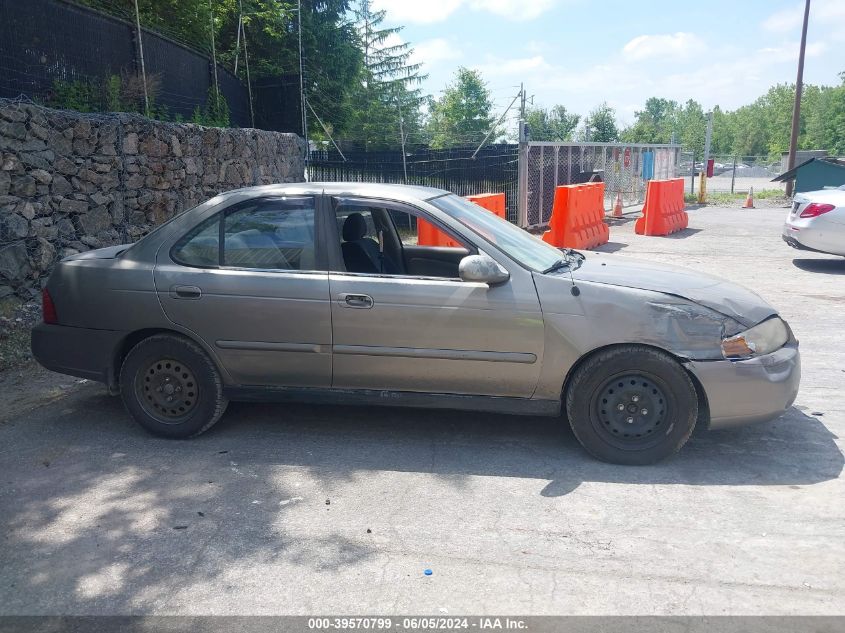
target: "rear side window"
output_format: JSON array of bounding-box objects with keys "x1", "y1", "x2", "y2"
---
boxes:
[
  {"x1": 171, "y1": 216, "x2": 219, "y2": 267},
  {"x1": 171, "y1": 196, "x2": 317, "y2": 271}
]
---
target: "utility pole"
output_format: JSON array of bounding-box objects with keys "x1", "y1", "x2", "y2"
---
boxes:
[
  {"x1": 397, "y1": 90, "x2": 408, "y2": 183},
  {"x1": 472, "y1": 88, "x2": 522, "y2": 159},
  {"x1": 132, "y1": 0, "x2": 149, "y2": 117},
  {"x1": 698, "y1": 111, "x2": 713, "y2": 203},
  {"x1": 209, "y1": 0, "x2": 220, "y2": 113},
  {"x1": 297, "y1": 0, "x2": 309, "y2": 176},
  {"x1": 517, "y1": 83, "x2": 528, "y2": 227},
  {"x1": 786, "y1": 0, "x2": 811, "y2": 197},
  {"x1": 241, "y1": 18, "x2": 255, "y2": 128}
]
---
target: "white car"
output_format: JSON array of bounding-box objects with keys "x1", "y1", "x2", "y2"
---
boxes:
[{"x1": 783, "y1": 186, "x2": 845, "y2": 257}]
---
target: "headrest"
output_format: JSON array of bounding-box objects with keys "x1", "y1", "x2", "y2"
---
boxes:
[{"x1": 342, "y1": 212, "x2": 368, "y2": 241}]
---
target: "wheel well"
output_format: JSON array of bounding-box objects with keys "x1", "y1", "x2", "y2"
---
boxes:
[
  {"x1": 110, "y1": 328, "x2": 200, "y2": 393},
  {"x1": 560, "y1": 343, "x2": 710, "y2": 427}
]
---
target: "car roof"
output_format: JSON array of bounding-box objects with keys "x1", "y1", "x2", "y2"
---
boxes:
[{"x1": 221, "y1": 182, "x2": 451, "y2": 203}]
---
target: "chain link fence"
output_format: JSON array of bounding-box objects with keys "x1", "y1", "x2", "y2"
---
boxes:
[
  {"x1": 310, "y1": 145, "x2": 520, "y2": 222},
  {"x1": 676, "y1": 154, "x2": 786, "y2": 194},
  {"x1": 524, "y1": 142, "x2": 681, "y2": 227}
]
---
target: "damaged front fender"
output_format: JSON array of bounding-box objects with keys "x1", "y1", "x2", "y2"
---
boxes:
[
  {"x1": 644, "y1": 300, "x2": 744, "y2": 360},
  {"x1": 534, "y1": 275, "x2": 743, "y2": 363}
]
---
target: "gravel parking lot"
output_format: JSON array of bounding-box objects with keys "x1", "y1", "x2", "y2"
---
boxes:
[{"x1": 0, "y1": 205, "x2": 843, "y2": 616}]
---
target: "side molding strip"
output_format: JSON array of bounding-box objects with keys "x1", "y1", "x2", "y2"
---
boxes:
[
  {"x1": 333, "y1": 344, "x2": 536, "y2": 364},
  {"x1": 216, "y1": 340, "x2": 328, "y2": 354}
]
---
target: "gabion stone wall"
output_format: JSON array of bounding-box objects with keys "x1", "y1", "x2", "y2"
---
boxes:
[{"x1": 0, "y1": 99, "x2": 305, "y2": 298}]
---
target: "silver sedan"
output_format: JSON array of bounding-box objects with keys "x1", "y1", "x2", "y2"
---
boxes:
[
  {"x1": 783, "y1": 185, "x2": 845, "y2": 257},
  {"x1": 32, "y1": 183, "x2": 800, "y2": 464}
]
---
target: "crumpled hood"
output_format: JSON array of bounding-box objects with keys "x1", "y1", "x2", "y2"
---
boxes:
[{"x1": 572, "y1": 253, "x2": 777, "y2": 326}]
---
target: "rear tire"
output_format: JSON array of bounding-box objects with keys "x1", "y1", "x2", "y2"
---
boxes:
[
  {"x1": 119, "y1": 334, "x2": 228, "y2": 438},
  {"x1": 565, "y1": 345, "x2": 697, "y2": 465}
]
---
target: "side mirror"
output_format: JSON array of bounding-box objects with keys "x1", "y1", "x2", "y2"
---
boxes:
[{"x1": 459, "y1": 254, "x2": 510, "y2": 285}]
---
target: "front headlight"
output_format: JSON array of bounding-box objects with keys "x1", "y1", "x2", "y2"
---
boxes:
[{"x1": 721, "y1": 317, "x2": 789, "y2": 359}]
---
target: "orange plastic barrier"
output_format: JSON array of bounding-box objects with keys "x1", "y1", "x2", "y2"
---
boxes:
[
  {"x1": 541, "y1": 182, "x2": 609, "y2": 249},
  {"x1": 465, "y1": 192, "x2": 506, "y2": 219},
  {"x1": 418, "y1": 192, "x2": 506, "y2": 247},
  {"x1": 634, "y1": 178, "x2": 688, "y2": 236},
  {"x1": 417, "y1": 217, "x2": 461, "y2": 247}
]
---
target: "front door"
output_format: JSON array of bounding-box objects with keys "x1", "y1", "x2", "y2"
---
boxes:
[
  {"x1": 154, "y1": 195, "x2": 332, "y2": 387},
  {"x1": 327, "y1": 197, "x2": 544, "y2": 398}
]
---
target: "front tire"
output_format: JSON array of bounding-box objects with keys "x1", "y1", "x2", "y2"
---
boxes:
[
  {"x1": 565, "y1": 345, "x2": 698, "y2": 465},
  {"x1": 119, "y1": 334, "x2": 228, "y2": 438}
]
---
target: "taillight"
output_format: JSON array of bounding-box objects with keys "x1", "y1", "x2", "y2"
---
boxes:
[
  {"x1": 799, "y1": 203, "x2": 835, "y2": 218},
  {"x1": 42, "y1": 288, "x2": 58, "y2": 324}
]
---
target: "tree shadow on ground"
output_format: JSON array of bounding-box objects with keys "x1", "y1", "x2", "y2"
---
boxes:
[{"x1": 0, "y1": 388, "x2": 841, "y2": 613}]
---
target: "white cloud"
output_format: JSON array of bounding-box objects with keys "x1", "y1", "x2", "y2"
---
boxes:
[
  {"x1": 411, "y1": 38, "x2": 464, "y2": 67},
  {"x1": 468, "y1": 0, "x2": 556, "y2": 21},
  {"x1": 372, "y1": 0, "x2": 557, "y2": 24},
  {"x1": 371, "y1": 0, "x2": 463, "y2": 24},
  {"x1": 621, "y1": 32, "x2": 705, "y2": 62},
  {"x1": 475, "y1": 55, "x2": 550, "y2": 75},
  {"x1": 762, "y1": 5, "x2": 805, "y2": 33},
  {"x1": 758, "y1": 41, "x2": 827, "y2": 63},
  {"x1": 763, "y1": 0, "x2": 845, "y2": 38}
]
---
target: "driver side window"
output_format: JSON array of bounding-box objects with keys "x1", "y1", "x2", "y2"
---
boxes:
[{"x1": 334, "y1": 199, "x2": 470, "y2": 279}]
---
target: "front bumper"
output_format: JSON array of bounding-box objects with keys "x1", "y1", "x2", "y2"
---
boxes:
[
  {"x1": 31, "y1": 323, "x2": 124, "y2": 386},
  {"x1": 686, "y1": 343, "x2": 800, "y2": 430}
]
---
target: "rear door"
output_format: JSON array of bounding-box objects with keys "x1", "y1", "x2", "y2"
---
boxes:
[
  {"x1": 327, "y1": 196, "x2": 544, "y2": 398},
  {"x1": 154, "y1": 195, "x2": 333, "y2": 387}
]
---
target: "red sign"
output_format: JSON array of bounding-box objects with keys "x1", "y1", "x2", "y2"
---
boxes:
[{"x1": 623, "y1": 147, "x2": 631, "y2": 168}]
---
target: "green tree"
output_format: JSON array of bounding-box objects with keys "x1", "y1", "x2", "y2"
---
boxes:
[
  {"x1": 426, "y1": 67, "x2": 498, "y2": 149},
  {"x1": 76, "y1": 0, "x2": 214, "y2": 50},
  {"x1": 341, "y1": 0, "x2": 426, "y2": 149},
  {"x1": 584, "y1": 102, "x2": 619, "y2": 142},
  {"x1": 215, "y1": 0, "x2": 363, "y2": 135},
  {"x1": 805, "y1": 73, "x2": 845, "y2": 155},
  {"x1": 621, "y1": 97, "x2": 677, "y2": 144},
  {"x1": 709, "y1": 105, "x2": 734, "y2": 156},
  {"x1": 673, "y1": 99, "x2": 706, "y2": 155},
  {"x1": 524, "y1": 105, "x2": 580, "y2": 141},
  {"x1": 75, "y1": 0, "x2": 363, "y2": 133}
]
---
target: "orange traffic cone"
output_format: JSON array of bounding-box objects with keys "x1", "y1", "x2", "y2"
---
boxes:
[
  {"x1": 612, "y1": 192, "x2": 623, "y2": 217},
  {"x1": 743, "y1": 187, "x2": 755, "y2": 209}
]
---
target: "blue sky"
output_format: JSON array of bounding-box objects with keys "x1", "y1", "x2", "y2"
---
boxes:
[{"x1": 372, "y1": 0, "x2": 845, "y2": 129}]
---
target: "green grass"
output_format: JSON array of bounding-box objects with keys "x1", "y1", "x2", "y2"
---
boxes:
[{"x1": 684, "y1": 189, "x2": 786, "y2": 204}]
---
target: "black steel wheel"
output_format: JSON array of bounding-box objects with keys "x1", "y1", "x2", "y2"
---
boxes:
[
  {"x1": 565, "y1": 345, "x2": 698, "y2": 465},
  {"x1": 135, "y1": 358, "x2": 200, "y2": 424},
  {"x1": 593, "y1": 372, "x2": 669, "y2": 450},
  {"x1": 120, "y1": 334, "x2": 227, "y2": 438}
]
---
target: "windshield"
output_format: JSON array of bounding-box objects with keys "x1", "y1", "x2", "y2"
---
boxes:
[{"x1": 429, "y1": 194, "x2": 580, "y2": 272}]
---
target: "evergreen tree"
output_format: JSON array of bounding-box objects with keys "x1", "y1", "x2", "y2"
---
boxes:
[{"x1": 342, "y1": 0, "x2": 427, "y2": 149}]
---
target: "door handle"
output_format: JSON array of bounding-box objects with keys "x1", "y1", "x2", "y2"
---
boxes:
[
  {"x1": 171, "y1": 284, "x2": 202, "y2": 300},
  {"x1": 339, "y1": 293, "x2": 373, "y2": 309}
]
